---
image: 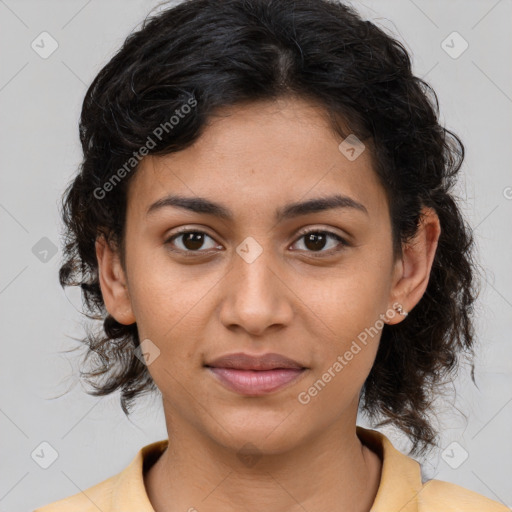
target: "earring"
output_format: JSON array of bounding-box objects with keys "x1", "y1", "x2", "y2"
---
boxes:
[{"x1": 394, "y1": 304, "x2": 408, "y2": 317}]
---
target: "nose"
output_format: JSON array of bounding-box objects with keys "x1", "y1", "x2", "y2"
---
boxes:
[{"x1": 218, "y1": 246, "x2": 294, "y2": 336}]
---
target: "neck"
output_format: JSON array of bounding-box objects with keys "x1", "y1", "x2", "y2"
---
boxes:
[{"x1": 145, "y1": 420, "x2": 382, "y2": 512}]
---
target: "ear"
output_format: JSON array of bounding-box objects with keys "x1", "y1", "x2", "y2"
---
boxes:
[
  {"x1": 387, "y1": 207, "x2": 441, "y2": 325},
  {"x1": 95, "y1": 234, "x2": 136, "y2": 325}
]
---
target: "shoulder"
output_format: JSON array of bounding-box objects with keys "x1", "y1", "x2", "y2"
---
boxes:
[
  {"x1": 418, "y1": 478, "x2": 510, "y2": 512},
  {"x1": 356, "y1": 426, "x2": 509, "y2": 512},
  {"x1": 32, "y1": 474, "x2": 117, "y2": 512},
  {"x1": 32, "y1": 439, "x2": 168, "y2": 512}
]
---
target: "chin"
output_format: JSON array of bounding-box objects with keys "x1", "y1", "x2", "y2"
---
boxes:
[{"x1": 206, "y1": 407, "x2": 306, "y2": 455}]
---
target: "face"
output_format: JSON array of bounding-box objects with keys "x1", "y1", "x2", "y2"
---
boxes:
[{"x1": 98, "y1": 97, "x2": 413, "y2": 454}]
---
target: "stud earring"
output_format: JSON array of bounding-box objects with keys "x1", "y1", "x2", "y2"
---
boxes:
[{"x1": 394, "y1": 304, "x2": 408, "y2": 317}]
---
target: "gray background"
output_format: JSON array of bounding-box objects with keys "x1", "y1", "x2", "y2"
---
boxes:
[{"x1": 1, "y1": 0, "x2": 511, "y2": 510}]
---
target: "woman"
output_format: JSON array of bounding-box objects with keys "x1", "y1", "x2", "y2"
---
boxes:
[{"x1": 34, "y1": 0, "x2": 508, "y2": 510}]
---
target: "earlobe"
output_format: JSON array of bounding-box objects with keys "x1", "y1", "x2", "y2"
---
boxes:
[
  {"x1": 386, "y1": 207, "x2": 441, "y2": 325},
  {"x1": 95, "y1": 235, "x2": 136, "y2": 325}
]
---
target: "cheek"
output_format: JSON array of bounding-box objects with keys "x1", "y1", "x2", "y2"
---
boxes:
[
  {"x1": 296, "y1": 302, "x2": 383, "y2": 418},
  {"x1": 301, "y1": 262, "x2": 391, "y2": 331},
  {"x1": 126, "y1": 265, "x2": 221, "y2": 379},
  {"x1": 295, "y1": 336, "x2": 380, "y2": 430},
  {"x1": 296, "y1": 259, "x2": 390, "y2": 383},
  {"x1": 125, "y1": 244, "x2": 213, "y2": 337}
]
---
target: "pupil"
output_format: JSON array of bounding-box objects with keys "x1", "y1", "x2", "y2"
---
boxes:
[
  {"x1": 183, "y1": 232, "x2": 204, "y2": 250},
  {"x1": 304, "y1": 232, "x2": 326, "y2": 251}
]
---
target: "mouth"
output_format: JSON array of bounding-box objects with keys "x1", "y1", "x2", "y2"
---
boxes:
[{"x1": 204, "y1": 352, "x2": 308, "y2": 396}]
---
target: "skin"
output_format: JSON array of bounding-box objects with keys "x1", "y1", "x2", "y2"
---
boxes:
[{"x1": 96, "y1": 96, "x2": 441, "y2": 512}]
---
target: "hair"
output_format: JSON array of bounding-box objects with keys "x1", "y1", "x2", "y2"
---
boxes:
[{"x1": 58, "y1": 0, "x2": 479, "y2": 456}]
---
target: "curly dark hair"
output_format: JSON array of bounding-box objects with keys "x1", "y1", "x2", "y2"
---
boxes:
[{"x1": 58, "y1": 0, "x2": 479, "y2": 456}]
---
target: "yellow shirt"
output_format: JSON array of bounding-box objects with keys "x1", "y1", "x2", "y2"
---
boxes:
[{"x1": 33, "y1": 426, "x2": 509, "y2": 512}]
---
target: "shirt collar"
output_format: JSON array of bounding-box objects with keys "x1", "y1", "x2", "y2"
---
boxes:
[
  {"x1": 112, "y1": 426, "x2": 423, "y2": 511},
  {"x1": 113, "y1": 438, "x2": 167, "y2": 511},
  {"x1": 357, "y1": 426, "x2": 423, "y2": 512}
]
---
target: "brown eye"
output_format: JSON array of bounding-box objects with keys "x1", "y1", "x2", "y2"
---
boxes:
[
  {"x1": 304, "y1": 232, "x2": 328, "y2": 251},
  {"x1": 166, "y1": 231, "x2": 220, "y2": 252},
  {"x1": 292, "y1": 230, "x2": 348, "y2": 254}
]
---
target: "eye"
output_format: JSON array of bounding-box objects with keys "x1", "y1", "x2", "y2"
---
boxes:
[
  {"x1": 165, "y1": 230, "x2": 221, "y2": 253},
  {"x1": 291, "y1": 229, "x2": 348, "y2": 254},
  {"x1": 165, "y1": 228, "x2": 349, "y2": 256}
]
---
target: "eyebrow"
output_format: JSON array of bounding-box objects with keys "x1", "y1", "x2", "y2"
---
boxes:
[{"x1": 146, "y1": 193, "x2": 368, "y2": 221}]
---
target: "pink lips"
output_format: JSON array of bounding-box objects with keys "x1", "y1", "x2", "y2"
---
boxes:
[{"x1": 205, "y1": 352, "x2": 307, "y2": 395}]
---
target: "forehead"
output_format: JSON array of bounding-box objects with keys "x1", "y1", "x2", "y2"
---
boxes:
[{"x1": 126, "y1": 98, "x2": 388, "y2": 222}]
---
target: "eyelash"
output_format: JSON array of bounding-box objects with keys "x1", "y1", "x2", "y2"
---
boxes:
[{"x1": 164, "y1": 227, "x2": 349, "y2": 257}]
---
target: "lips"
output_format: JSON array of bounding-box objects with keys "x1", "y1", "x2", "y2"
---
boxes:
[
  {"x1": 205, "y1": 352, "x2": 305, "y2": 371},
  {"x1": 204, "y1": 352, "x2": 307, "y2": 395}
]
